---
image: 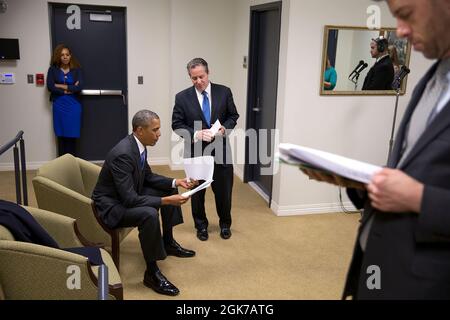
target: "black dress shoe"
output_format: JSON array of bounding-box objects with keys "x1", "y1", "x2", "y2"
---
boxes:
[
  {"x1": 220, "y1": 227, "x2": 232, "y2": 239},
  {"x1": 165, "y1": 240, "x2": 196, "y2": 258},
  {"x1": 196, "y1": 228, "x2": 208, "y2": 241},
  {"x1": 143, "y1": 270, "x2": 179, "y2": 296}
]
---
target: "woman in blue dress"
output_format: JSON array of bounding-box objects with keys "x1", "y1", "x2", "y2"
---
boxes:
[
  {"x1": 323, "y1": 57, "x2": 337, "y2": 91},
  {"x1": 46, "y1": 44, "x2": 83, "y2": 156}
]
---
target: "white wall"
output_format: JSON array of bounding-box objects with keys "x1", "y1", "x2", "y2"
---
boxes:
[
  {"x1": 334, "y1": 30, "x2": 354, "y2": 91},
  {"x1": 168, "y1": 0, "x2": 239, "y2": 168}
]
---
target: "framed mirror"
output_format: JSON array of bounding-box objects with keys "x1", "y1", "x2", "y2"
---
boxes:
[{"x1": 320, "y1": 25, "x2": 411, "y2": 95}]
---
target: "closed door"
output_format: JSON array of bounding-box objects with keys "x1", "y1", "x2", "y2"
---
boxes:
[
  {"x1": 50, "y1": 3, "x2": 128, "y2": 160},
  {"x1": 245, "y1": 2, "x2": 281, "y2": 203}
]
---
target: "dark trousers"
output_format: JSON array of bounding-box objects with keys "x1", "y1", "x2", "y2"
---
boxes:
[
  {"x1": 57, "y1": 137, "x2": 77, "y2": 157},
  {"x1": 191, "y1": 164, "x2": 233, "y2": 230},
  {"x1": 115, "y1": 187, "x2": 183, "y2": 264}
]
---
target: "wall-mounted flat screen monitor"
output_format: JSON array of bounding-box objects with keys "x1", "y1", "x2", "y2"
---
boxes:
[{"x1": 0, "y1": 39, "x2": 20, "y2": 60}]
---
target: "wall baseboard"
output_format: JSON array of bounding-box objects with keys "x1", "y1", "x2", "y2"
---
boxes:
[
  {"x1": 0, "y1": 157, "x2": 172, "y2": 172},
  {"x1": 248, "y1": 181, "x2": 269, "y2": 203},
  {"x1": 270, "y1": 200, "x2": 357, "y2": 216},
  {"x1": 148, "y1": 157, "x2": 171, "y2": 166},
  {"x1": 0, "y1": 161, "x2": 48, "y2": 171},
  {"x1": 233, "y1": 165, "x2": 244, "y2": 181}
]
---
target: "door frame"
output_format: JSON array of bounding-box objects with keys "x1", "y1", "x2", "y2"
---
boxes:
[
  {"x1": 48, "y1": 2, "x2": 129, "y2": 160},
  {"x1": 244, "y1": 1, "x2": 282, "y2": 206}
]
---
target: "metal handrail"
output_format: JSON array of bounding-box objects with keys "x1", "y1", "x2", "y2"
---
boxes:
[{"x1": 0, "y1": 130, "x2": 28, "y2": 205}]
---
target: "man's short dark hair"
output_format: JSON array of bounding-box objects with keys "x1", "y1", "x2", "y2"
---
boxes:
[
  {"x1": 186, "y1": 58, "x2": 209, "y2": 74},
  {"x1": 132, "y1": 110, "x2": 159, "y2": 131}
]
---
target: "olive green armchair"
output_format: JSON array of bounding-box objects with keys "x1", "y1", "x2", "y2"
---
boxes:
[
  {"x1": 32, "y1": 154, "x2": 133, "y2": 270},
  {"x1": 0, "y1": 206, "x2": 122, "y2": 300}
]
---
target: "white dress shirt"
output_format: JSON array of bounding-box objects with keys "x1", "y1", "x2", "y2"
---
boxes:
[{"x1": 133, "y1": 134, "x2": 176, "y2": 188}]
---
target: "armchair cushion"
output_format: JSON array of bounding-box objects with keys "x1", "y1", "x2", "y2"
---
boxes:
[
  {"x1": 0, "y1": 241, "x2": 121, "y2": 300},
  {"x1": 0, "y1": 225, "x2": 14, "y2": 241},
  {"x1": 0, "y1": 201, "x2": 103, "y2": 265},
  {"x1": 0, "y1": 206, "x2": 123, "y2": 300},
  {"x1": 33, "y1": 155, "x2": 134, "y2": 270},
  {"x1": 36, "y1": 154, "x2": 85, "y2": 196}
]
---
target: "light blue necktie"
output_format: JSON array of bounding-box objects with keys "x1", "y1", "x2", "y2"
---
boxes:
[
  {"x1": 202, "y1": 91, "x2": 211, "y2": 127},
  {"x1": 140, "y1": 149, "x2": 147, "y2": 169}
]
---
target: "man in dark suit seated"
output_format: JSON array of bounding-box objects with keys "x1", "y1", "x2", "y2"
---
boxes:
[
  {"x1": 172, "y1": 58, "x2": 239, "y2": 241},
  {"x1": 92, "y1": 110, "x2": 197, "y2": 296},
  {"x1": 301, "y1": 0, "x2": 450, "y2": 299},
  {"x1": 362, "y1": 36, "x2": 395, "y2": 90}
]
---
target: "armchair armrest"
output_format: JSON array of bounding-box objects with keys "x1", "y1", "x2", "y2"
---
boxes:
[
  {"x1": 77, "y1": 158, "x2": 101, "y2": 197},
  {"x1": 32, "y1": 176, "x2": 110, "y2": 246},
  {"x1": 0, "y1": 241, "x2": 120, "y2": 300},
  {"x1": 21, "y1": 206, "x2": 83, "y2": 248}
]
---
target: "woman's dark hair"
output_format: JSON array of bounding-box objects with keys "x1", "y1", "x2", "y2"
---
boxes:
[{"x1": 50, "y1": 44, "x2": 81, "y2": 69}]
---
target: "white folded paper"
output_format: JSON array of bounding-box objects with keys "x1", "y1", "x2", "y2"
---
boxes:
[
  {"x1": 181, "y1": 179, "x2": 213, "y2": 198},
  {"x1": 210, "y1": 119, "x2": 222, "y2": 136},
  {"x1": 182, "y1": 155, "x2": 214, "y2": 181}
]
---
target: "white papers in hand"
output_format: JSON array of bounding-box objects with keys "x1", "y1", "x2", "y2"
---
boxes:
[
  {"x1": 278, "y1": 143, "x2": 382, "y2": 184},
  {"x1": 210, "y1": 119, "x2": 222, "y2": 136},
  {"x1": 182, "y1": 156, "x2": 214, "y2": 181},
  {"x1": 181, "y1": 179, "x2": 213, "y2": 198}
]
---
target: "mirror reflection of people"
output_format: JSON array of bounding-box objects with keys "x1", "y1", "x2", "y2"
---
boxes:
[
  {"x1": 301, "y1": 0, "x2": 450, "y2": 299},
  {"x1": 323, "y1": 57, "x2": 337, "y2": 90},
  {"x1": 388, "y1": 44, "x2": 402, "y2": 75},
  {"x1": 362, "y1": 36, "x2": 395, "y2": 90},
  {"x1": 46, "y1": 44, "x2": 83, "y2": 156}
]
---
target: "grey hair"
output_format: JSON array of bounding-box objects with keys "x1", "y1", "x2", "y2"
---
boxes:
[
  {"x1": 186, "y1": 58, "x2": 209, "y2": 74},
  {"x1": 132, "y1": 110, "x2": 159, "y2": 131}
]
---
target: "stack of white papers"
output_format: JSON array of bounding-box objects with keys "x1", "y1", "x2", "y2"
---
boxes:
[
  {"x1": 181, "y1": 156, "x2": 215, "y2": 198},
  {"x1": 278, "y1": 143, "x2": 382, "y2": 184}
]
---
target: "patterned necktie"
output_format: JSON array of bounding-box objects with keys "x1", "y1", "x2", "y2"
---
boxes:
[
  {"x1": 140, "y1": 149, "x2": 147, "y2": 169},
  {"x1": 202, "y1": 91, "x2": 211, "y2": 127}
]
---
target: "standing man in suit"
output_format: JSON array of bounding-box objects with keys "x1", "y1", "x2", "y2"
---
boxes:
[
  {"x1": 362, "y1": 36, "x2": 395, "y2": 90},
  {"x1": 172, "y1": 58, "x2": 239, "y2": 241},
  {"x1": 92, "y1": 110, "x2": 197, "y2": 296},
  {"x1": 301, "y1": 0, "x2": 450, "y2": 299}
]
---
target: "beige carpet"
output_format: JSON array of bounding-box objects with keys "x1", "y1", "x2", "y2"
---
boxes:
[{"x1": 0, "y1": 166, "x2": 360, "y2": 300}]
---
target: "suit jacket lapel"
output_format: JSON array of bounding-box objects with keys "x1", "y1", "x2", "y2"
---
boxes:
[
  {"x1": 399, "y1": 100, "x2": 450, "y2": 169},
  {"x1": 189, "y1": 86, "x2": 208, "y2": 126},
  {"x1": 210, "y1": 83, "x2": 218, "y2": 123},
  {"x1": 128, "y1": 134, "x2": 145, "y2": 191},
  {"x1": 128, "y1": 134, "x2": 141, "y2": 170},
  {"x1": 389, "y1": 61, "x2": 441, "y2": 168}
]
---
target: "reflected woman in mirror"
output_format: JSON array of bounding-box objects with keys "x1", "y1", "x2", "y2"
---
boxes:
[
  {"x1": 323, "y1": 57, "x2": 337, "y2": 90},
  {"x1": 362, "y1": 37, "x2": 394, "y2": 90},
  {"x1": 46, "y1": 44, "x2": 83, "y2": 156},
  {"x1": 388, "y1": 44, "x2": 402, "y2": 75}
]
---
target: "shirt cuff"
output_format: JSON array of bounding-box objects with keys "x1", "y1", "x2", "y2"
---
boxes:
[{"x1": 172, "y1": 179, "x2": 177, "y2": 188}]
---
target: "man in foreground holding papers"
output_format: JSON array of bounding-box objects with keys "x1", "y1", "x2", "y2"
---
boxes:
[
  {"x1": 92, "y1": 110, "x2": 197, "y2": 296},
  {"x1": 301, "y1": 0, "x2": 450, "y2": 299},
  {"x1": 172, "y1": 58, "x2": 239, "y2": 241}
]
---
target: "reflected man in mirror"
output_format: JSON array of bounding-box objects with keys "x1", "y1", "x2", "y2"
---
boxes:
[{"x1": 362, "y1": 36, "x2": 395, "y2": 90}]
